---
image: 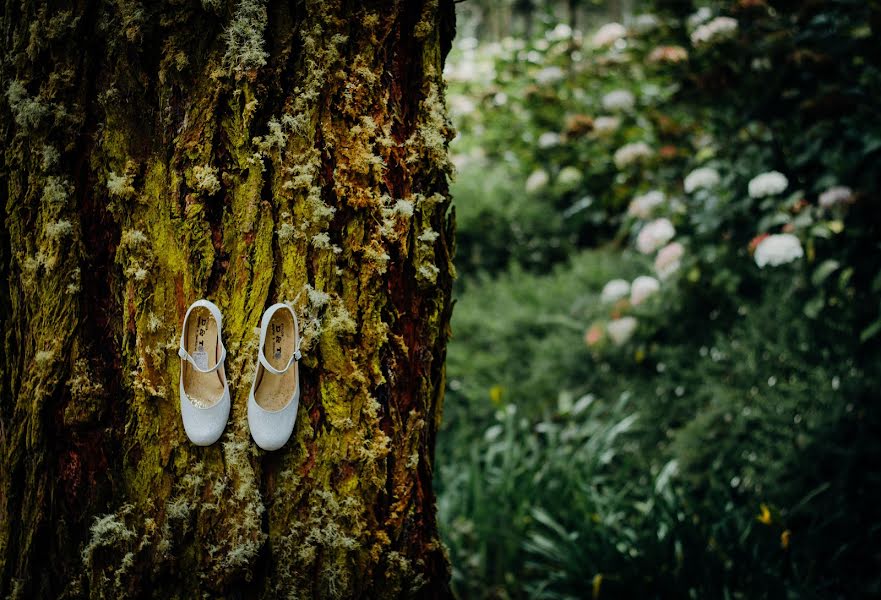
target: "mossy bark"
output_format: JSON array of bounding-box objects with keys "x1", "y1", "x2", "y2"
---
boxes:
[{"x1": 0, "y1": 1, "x2": 456, "y2": 597}]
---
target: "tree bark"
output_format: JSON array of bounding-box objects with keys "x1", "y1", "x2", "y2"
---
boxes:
[{"x1": 0, "y1": 0, "x2": 456, "y2": 597}]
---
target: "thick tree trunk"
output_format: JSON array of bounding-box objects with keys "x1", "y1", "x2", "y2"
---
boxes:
[{"x1": 0, "y1": 1, "x2": 456, "y2": 597}]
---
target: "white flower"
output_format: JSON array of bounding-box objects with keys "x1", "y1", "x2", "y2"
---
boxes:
[
  {"x1": 525, "y1": 169, "x2": 550, "y2": 193},
  {"x1": 654, "y1": 241, "x2": 684, "y2": 279},
  {"x1": 748, "y1": 171, "x2": 789, "y2": 198},
  {"x1": 688, "y1": 7, "x2": 713, "y2": 29},
  {"x1": 630, "y1": 276, "x2": 660, "y2": 306},
  {"x1": 593, "y1": 22, "x2": 627, "y2": 47},
  {"x1": 547, "y1": 23, "x2": 573, "y2": 41},
  {"x1": 602, "y1": 89, "x2": 635, "y2": 111},
  {"x1": 444, "y1": 53, "x2": 495, "y2": 83},
  {"x1": 534, "y1": 66, "x2": 564, "y2": 85},
  {"x1": 614, "y1": 142, "x2": 653, "y2": 169},
  {"x1": 449, "y1": 95, "x2": 477, "y2": 117},
  {"x1": 636, "y1": 218, "x2": 675, "y2": 254},
  {"x1": 627, "y1": 190, "x2": 665, "y2": 219},
  {"x1": 632, "y1": 14, "x2": 661, "y2": 33},
  {"x1": 601, "y1": 279, "x2": 631, "y2": 303},
  {"x1": 754, "y1": 234, "x2": 804, "y2": 267},
  {"x1": 557, "y1": 166, "x2": 582, "y2": 189},
  {"x1": 818, "y1": 185, "x2": 853, "y2": 208},
  {"x1": 593, "y1": 116, "x2": 621, "y2": 135},
  {"x1": 691, "y1": 16, "x2": 738, "y2": 46},
  {"x1": 537, "y1": 132, "x2": 560, "y2": 148},
  {"x1": 607, "y1": 317, "x2": 638, "y2": 345},
  {"x1": 683, "y1": 167, "x2": 720, "y2": 193}
]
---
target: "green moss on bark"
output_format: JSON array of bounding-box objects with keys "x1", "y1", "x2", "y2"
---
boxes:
[{"x1": 1, "y1": 1, "x2": 456, "y2": 597}]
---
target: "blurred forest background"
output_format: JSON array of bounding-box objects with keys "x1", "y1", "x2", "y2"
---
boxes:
[{"x1": 436, "y1": 0, "x2": 881, "y2": 598}]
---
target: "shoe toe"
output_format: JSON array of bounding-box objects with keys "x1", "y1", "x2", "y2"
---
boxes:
[
  {"x1": 180, "y1": 386, "x2": 230, "y2": 446},
  {"x1": 248, "y1": 394, "x2": 298, "y2": 451}
]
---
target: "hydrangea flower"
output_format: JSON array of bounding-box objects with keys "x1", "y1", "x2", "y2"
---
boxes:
[
  {"x1": 593, "y1": 22, "x2": 627, "y2": 47},
  {"x1": 547, "y1": 23, "x2": 573, "y2": 41},
  {"x1": 627, "y1": 190, "x2": 665, "y2": 219},
  {"x1": 684, "y1": 167, "x2": 720, "y2": 193},
  {"x1": 636, "y1": 218, "x2": 675, "y2": 254},
  {"x1": 691, "y1": 16, "x2": 738, "y2": 46},
  {"x1": 537, "y1": 132, "x2": 560, "y2": 148},
  {"x1": 648, "y1": 45, "x2": 688, "y2": 63},
  {"x1": 534, "y1": 66, "x2": 564, "y2": 85},
  {"x1": 601, "y1": 279, "x2": 631, "y2": 303},
  {"x1": 557, "y1": 166, "x2": 582, "y2": 189},
  {"x1": 584, "y1": 323, "x2": 605, "y2": 347},
  {"x1": 525, "y1": 169, "x2": 550, "y2": 193},
  {"x1": 614, "y1": 142, "x2": 653, "y2": 169},
  {"x1": 593, "y1": 116, "x2": 621, "y2": 135},
  {"x1": 631, "y1": 276, "x2": 660, "y2": 306},
  {"x1": 655, "y1": 241, "x2": 685, "y2": 279},
  {"x1": 754, "y1": 233, "x2": 804, "y2": 267},
  {"x1": 687, "y1": 7, "x2": 713, "y2": 28},
  {"x1": 602, "y1": 89, "x2": 635, "y2": 111},
  {"x1": 748, "y1": 171, "x2": 789, "y2": 198},
  {"x1": 818, "y1": 185, "x2": 854, "y2": 208},
  {"x1": 607, "y1": 317, "x2": 638, "y2": 345}
]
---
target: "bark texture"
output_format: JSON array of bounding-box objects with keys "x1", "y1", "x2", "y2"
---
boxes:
[{"x1": 0, "y1": 0, "x2": 456, "y2": 597}]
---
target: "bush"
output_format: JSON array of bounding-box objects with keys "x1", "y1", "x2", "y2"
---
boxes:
[{"x1": 440, "y1": 2, "x2": 881, "y2": 598}]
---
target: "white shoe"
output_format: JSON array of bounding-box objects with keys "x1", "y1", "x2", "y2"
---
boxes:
[
  {"x1": 178, "y1": 299, "x2": 230, "y2": 446},
  {"x1": 248, "y1": 303, "x2": 302, "y2": 451}
]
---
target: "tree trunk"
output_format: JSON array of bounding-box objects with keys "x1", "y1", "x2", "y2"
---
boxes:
[{"x1": 0, "y1": 0, "x2": 456, "y2": 597}]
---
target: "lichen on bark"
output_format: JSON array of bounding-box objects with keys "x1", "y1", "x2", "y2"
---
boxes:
[{"x1": 1, "y1": 0, "x2": 456, "y2": 597}]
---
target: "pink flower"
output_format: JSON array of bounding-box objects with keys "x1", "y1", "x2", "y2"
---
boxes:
[
  {"x1": 654, "y1": 242, "x2": 684, "y2": 279},
  {"x1": 584, "y1": 324, "x2": 605, "y2": 347},
  {"x1": 636, "y1": 218, "x2": 675, "y2": 254},
  {"x1": 648, "y1": 45, "x2": 688, "y2": 63},
  {"x1": 630, "y1": 276, "x2": 660, "y2": 306}
]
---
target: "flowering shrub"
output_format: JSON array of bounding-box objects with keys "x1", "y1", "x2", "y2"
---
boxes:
[
  {"x1": 753, "y1": 233, "x2": 804, "y2": 268},
  {"x1": 683, "y1": 166, "x2": 719, "y2": 193},
  {"x1": 592, "y1": 22, "x2": 627, "y2": 47},
  {"x1": 601, "y1": 278, "x2": 630, "y2": 303},
  {"x1": 441, "y1": 1, "x2": 881, "y2": 597},
  {"x1": 654, "y1": 241, "x2": 684, "y2": 279},
  {"x1": 601, "y1": 89, "x2": 636, "y2": 111},
  {"x1": 690, "y1": 15, "x2": 738, "y2": 46},
  {"x1": 747, "y1": 170, "x2": 789, "y2": 198}
]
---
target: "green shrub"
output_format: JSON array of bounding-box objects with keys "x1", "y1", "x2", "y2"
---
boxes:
[{"x1": 439, "y1": 1, "x2": 881, "y2": 597}]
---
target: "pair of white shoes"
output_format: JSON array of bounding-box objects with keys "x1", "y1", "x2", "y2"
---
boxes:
[{"x1": 178, "y1": 299, "x2": 301, "y2": 451}]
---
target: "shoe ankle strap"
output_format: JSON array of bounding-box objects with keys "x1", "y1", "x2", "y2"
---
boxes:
[
  {"x1": 178, "y1": 344, "x2": 227, "y2": 373},
  {"x1": 179, "y1": 299, "x2": 227, "y2": 373},
  {"x1": 258, "y1": 303, "x2": 302, "y2": 375}
]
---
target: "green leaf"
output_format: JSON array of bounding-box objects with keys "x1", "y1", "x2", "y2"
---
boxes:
[
  {"x1": 811, "y1": 259, "x2": 840, "y2": 286},
  {"x1": 803, "y1": 294, "x2": 825, "y2": 319},
  {"x1": 757, "y1": 213, "x2": 789, "y2": 233},
  {"x1": 860, "y1": 319, "x2": 881, "y2": 343},
  {"x1": 810, "y1": 224, "x2": 833, "y2": 239}
]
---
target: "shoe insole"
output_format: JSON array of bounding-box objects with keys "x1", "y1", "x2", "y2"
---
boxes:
[
  {"x1": 182, "y1": 307, "x2": 225, "y2": 408},
  {"x1": 255, "y1": 309, "x2": 299, "y2": 411}
]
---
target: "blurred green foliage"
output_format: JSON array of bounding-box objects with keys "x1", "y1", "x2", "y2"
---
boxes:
[{"x1": 438, "y1": 1, "x2": 881, "y2": 598}]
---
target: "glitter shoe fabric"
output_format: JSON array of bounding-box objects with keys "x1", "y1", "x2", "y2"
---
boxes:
[
  {"x1": 179, "y1": 299, "x2": 230, "y2": 446},
  {"x1": 180, "y1": 381, "x2": 230, "y2": 446}
]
